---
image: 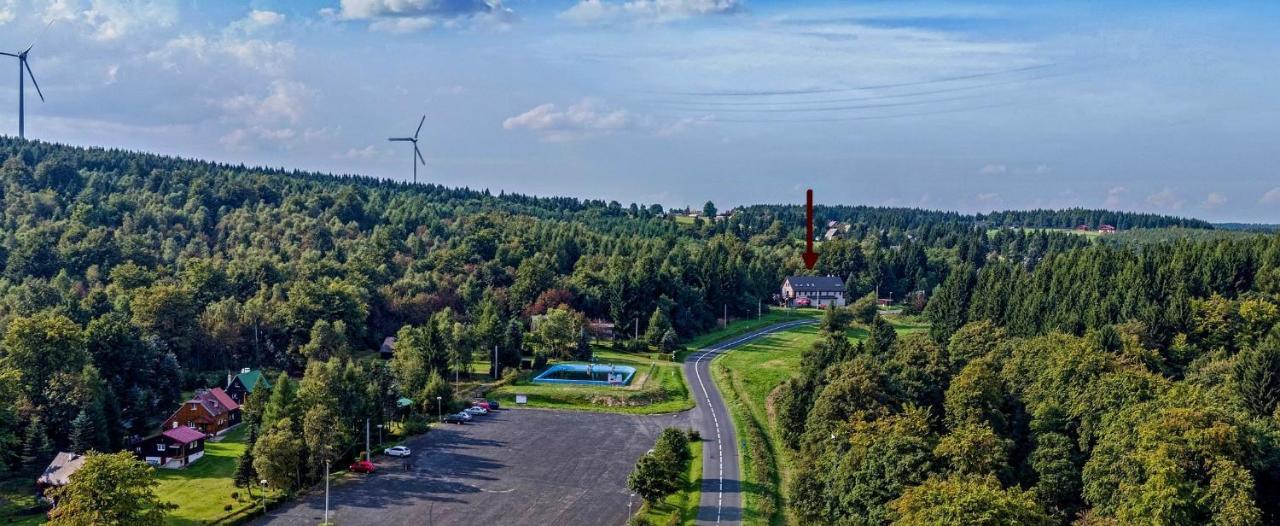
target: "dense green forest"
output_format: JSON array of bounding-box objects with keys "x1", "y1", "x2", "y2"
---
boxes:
[{"x1": 0, "y1": 137, "x2": 1277, "y2": 524}]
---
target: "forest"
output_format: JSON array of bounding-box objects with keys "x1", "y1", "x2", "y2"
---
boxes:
[{"x1": 0, "y1": 137, "x2": 1277, "y2": 524}]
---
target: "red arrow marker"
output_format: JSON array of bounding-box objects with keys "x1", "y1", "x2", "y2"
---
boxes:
[{"x1": 803, "y1": 189, "x2": 818, "y2": 269}]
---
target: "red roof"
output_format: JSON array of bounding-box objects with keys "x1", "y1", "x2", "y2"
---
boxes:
[
  {"x1": 163, "y1": 427, "x2": 206, "y2": 444},
  {"x1": 207, "y1": 388, "x2": 240, "y2": 412}
]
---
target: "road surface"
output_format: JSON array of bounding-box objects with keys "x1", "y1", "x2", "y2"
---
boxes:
[{"x1": 683, "y1": 320, "x2": 815, "y2": 525}]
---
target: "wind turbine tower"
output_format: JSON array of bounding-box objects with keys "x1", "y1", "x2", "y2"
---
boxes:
[
  {"x1": 388, "y1": 115, "x2": 427, "y2": 184},
  {"x1": 2, "y1": 23, "x2": 50, "y2": 139}
]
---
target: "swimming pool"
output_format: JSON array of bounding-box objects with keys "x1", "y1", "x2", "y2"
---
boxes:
[{"x1": 532, "y1": 363, "x2": 637, "y2": 386}]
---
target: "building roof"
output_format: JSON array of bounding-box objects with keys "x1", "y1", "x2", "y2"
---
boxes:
[
  {"x1": 206, "y1": 388, "x2": 240, "y2": 412},
  {"x1": 163, "y1": 427, "x2": 206, "y2": 444},
  {"x1": 38, "y1": 452, "x2": 86, "y2": 487},
  {"x1": 380, "y1": 336, "x2": 396, "y2": 355},
  {"x1": 233, "y1": 370, "x2": 270, "y2": 392},
  {"x1": 785, "y1": 276, "x2": 846, "y2": 292}
]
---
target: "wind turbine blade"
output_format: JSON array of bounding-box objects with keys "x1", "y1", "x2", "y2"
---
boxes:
[
  {"x1": 24, "y1": 60, "x2": 45, "y2": 102},
  {"x1": 388, "y1": 137, "x2": 413, "y2": 142},
  {"x1": 0, "y1": 52, "x2": 18, "y2": 57},
  {"x1": 414, "y1": 115, "x2": 425, "y2": 139},
  {"x1": 25, "y1": 20, "x2": 55, "y2": 53},
  {"x1": 415, "y1": 146, "x2": 426, "y2": 166}
]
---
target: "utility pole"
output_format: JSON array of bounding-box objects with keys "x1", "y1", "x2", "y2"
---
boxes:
[
  {"x1": 324, "y1": 460, "x2": 331, "y2": 525},
  {"x1": 436, "y1": 396, "x2": 443, "y2": 423},
  {"x1": 365, "y1": 419, "x2": 371, "y2": 462},
  {"x1": 493, "y1": 345, "x2": 499, "y2": 380},
  {"x1": 634, "y1": 318, "x2": 639, "y2": 341},
  {"x1": 724, "y1": 304, "x2": 728, "y2": 328}
]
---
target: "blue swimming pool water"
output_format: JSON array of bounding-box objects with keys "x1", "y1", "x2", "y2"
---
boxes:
[{"x1": 533, "y1": 363, "x2": 637, "y2": 386}]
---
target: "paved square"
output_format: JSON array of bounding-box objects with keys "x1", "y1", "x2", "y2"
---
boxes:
[{"x1": 256, "y1": 408, "x2": 687, "y2": 526}]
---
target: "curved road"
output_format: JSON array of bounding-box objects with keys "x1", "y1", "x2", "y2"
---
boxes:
[{"x1": 682, "y1": 320, "x2": 815, "y2": 525}]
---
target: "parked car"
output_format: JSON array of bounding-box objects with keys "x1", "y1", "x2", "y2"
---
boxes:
[
  {"x1": 384, "y1": 446, "x2": 411, "y2": 457},
  {"x1": 442, "y1": 413, "x2": 468, "y2": 424},
  {"x1": 454, "y1": 411, "x2": 473, "y2": 421},
  {"x1": 794, "y1": 297, "x2": 812, "y2": 307},
  {"x1": 349, "y1": 460, "x2": 376, "y2": 473},
  {"x1": 464, "y1": 406, "x2": 488, "y2": 416},
  {"x1": 485, "y1": 398, "x2": 500, "y2": 410},
  {"x1": 470, "y1": 399, "x2": 492, "y2": 410}
]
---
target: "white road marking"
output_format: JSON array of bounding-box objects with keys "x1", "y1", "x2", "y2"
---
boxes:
[{"x1": 690, "y1": 320, "x2": 814, "y2": 525}]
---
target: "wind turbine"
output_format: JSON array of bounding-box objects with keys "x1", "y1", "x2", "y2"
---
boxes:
[
  {"x1": 2, "y1": 22, "x2": 51, "y2": 139},
  {"x1": 388, "y1": 115, "x2": 427, "y2": 184}
]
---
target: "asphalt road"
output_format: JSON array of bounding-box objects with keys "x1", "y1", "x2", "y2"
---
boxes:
[
  {"x1": 254, "y1": 409, "x2": 685, "y2": 526},
  {"x1": 683, "y1": 320, "x2": 815, "y2": 525}
]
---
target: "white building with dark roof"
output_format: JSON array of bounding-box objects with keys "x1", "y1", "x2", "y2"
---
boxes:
[{"x1": 781, "y1": 276, "x2": 847, "y2": 307}]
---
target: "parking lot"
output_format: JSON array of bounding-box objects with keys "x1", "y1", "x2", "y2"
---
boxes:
[{"x1": 256, "y1": 408, "x2": 687, "y2": 526}]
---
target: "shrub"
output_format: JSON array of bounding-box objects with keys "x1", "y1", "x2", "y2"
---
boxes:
[
  {"x1": 401, "y1": 417, "x2": 431, "y2": 436},
  {"x1": 230, "y1": 491, "x2": 239, "y2": 500},
  {"x1": 224, "y1": 504, "x2": 234, "y2": 511},
  {"x1": 686, "y1": 428, "x2": 701, "y2": 442}
]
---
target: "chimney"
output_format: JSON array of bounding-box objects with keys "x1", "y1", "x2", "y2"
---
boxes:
[{"x1": 226, "y1": 371, "x2": 233, "y2": 388}]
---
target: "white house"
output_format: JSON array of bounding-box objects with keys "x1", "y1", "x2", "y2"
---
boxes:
[{"x1": 781, "y1": 276, "x2": 847, "y2": 307}]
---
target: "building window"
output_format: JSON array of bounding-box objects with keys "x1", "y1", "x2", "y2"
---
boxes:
[{"x1": 157, "y1": 444, "x2": 166, "y2": 452}]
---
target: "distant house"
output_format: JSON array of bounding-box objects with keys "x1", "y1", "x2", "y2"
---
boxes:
[
  {"x1": 380, "y1": 336, "x2": 397, "y2": 359},
  {"x1": 587, "y1": 319, "x2": 616, "y2": 340},
  {"x1": 163, "y1": 388, "x2": 240, "y2": 436},
  {"x1": 1098, "y1": 224, "x2": 1117, "y2": 234},
  {"x1": 135, "y1": 427, "x2": 206, "y2": 469},
  {"x1": 1075, "y1": 224, "x2": 1090, "y2": 231},
  {"x1": 877, "y1": 298, "x2": 894, "y2": 307},
  {"x1": 37, "y1": 452, "x2": 86, "y2": 499},
  {"x1": 824, "y1": 227, "x2": 840, "y2": 241},
  {"x1": 225, "y1": 368, "x2": 271, "y2": 405},
  {"x1": 781, "y1": 276, "x2": 847, "y2": 307}
]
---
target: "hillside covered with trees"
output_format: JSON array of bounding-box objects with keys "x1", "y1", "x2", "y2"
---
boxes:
[{"x1": 0, "y1": 137, "x2": 1277, "y2": 525}]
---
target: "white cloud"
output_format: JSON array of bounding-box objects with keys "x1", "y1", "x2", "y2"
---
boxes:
[
  {"x1": 561, "y1": 0, "x2": 740, "y2": 24},
  {"x1": 1261, "y1": 187, "x2": 1280, "y2": 206},
  {"x1": 149, "y1": 33, "x2": 296, "y2": 76},
  {"x1": 503, "y1": 99, "x2": 631, "y2": 141},
  {"x1": 1145, "y1": 188, "x2": 1185, "y2": 211},
  {"x1": 1201, "y1": 192, "x2": 1227, "y2": 210},
  {"x1": 229, "y1": 9, "x2": 285, "y2": 34},
  {"x1": 369, "y1": 16, "x2": 437, "y2": 33},
  {"x1": 104, "y1": 63, "x2": 119, "y2": 85},
  {"x1": 979, "y1": 164, "x2": 1007, "y2": 175},
  {"x1": 975, "y1": 192, "x2": 1001, "y2": 206},
  {"x1": 0, "y1": 0, "x2": 16, "y2": 25},
  {"x1": 341, "y1": 145, "x2": 381, "y2": 159},
  {"x1": 85, "y1": 0, "x2": 179, "y2": 41},
  {"x1": 328, "y1": 0, "x2": 515, "y2": 32},
  {"x1": 1104, "y1": 186, "x2": 1127, "y2": 208},
  {"x1": 218, "y1": 80, "x2": 316, "y2": 151}
]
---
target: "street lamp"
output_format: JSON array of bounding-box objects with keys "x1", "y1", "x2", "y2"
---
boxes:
[
  {"x1": 628, "y1": 492, "x2": 635, "y2": 521},
  {"x1": 377, "y1": 424, "x2": 384, "y2": 446},
  {"x1": 436, "y1": 396, "x2": 443, "y2": 423},
  {"x1": 259, "y1": 479, "x2": 268, "y2": 514},
  {"x1": 323, "y1": 460, "x2": 331, "y2": 525}
]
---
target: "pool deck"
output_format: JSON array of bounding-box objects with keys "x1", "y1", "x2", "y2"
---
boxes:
[{"x1": 532, "y1": 363, "x2": 637, "y2": 386}]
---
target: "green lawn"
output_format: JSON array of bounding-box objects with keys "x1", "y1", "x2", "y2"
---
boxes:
[
  {"x1": 153, "y1": 426, "x2": 279, "y2": 525},
  {"x1": 0, "y1": 475, "x2": 45, "y2": 526},
  {"x1": 680, "y1": 309, "x2": 821, "y2": 359},
  {"x1": 487, "y1": 347, "x2": 693, "y2": 415},
  {"x1": 712, "y1": 317, "x2": 931, "y2": 524},
  {"x1": 637, "y1": 438, "x2": 704, "y2": 525}
]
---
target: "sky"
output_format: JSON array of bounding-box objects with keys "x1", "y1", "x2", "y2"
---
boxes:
[{"x1": 0, "y1": 0, "x2": 1278, "y2": 222}]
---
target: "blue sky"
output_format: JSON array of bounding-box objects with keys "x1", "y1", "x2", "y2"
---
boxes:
[{"x1": 1, "y1": 0, "x2": 1278, "y2": 222}]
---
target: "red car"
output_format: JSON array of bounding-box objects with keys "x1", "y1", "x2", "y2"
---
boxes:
[
  {"x1": 794, "y1": 297, "x2": 812, "y2": 307},
  {"x1": 349, "y1": 460, "x2": 376, "y2": 473},
  {"x1": 470, "y1": 399, "x2": 492, "y2": 410}
]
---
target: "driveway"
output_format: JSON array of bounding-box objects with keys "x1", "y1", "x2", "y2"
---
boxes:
[{"x1": 255, "y1": 409, "x2": 686, "y2": 526}]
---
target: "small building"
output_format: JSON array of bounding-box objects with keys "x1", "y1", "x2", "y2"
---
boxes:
[
  {"x1": 225, "y1": 368, "x2": 272, "y2": 405},
  {"x1": 162, "y1": 388, "x2": 240, "y2": 436},
  {"x1": 1074, "y1": 224, "x2": 1090, "y2": 231},
  {"x1": 877, "y1": 298, "x2": 894, "y2": 307},
  {"x1": 587, "y1": 319, "x2": 616, "y2": 340},
  {"x1": 379, "y1": 336, "x2": 397, "y2": 359},
  {"x1": 1098, "y1": 224, "x2": 1117, "y2": 234},
  {"x1": 824, "y1": 227, "x2": 840, "y2": 241},
  {"x1": 781, "y1": 276, "x2": 847, "y2": 307},
  {"x1": 135, "y1": 427, "x2": 206, "y2": 469},
  {"x1": 37, "y1": 452, "x2": 87, "y2": 500}
]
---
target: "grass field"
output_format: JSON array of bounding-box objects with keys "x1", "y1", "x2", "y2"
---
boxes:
[
  {"x1": 680, "y1": 309, "x2": 821, "y2": 359},
  {"x1": 153, "y1": 426, "x2": 280, "y2": 525},
  {"x1": 0, "y1": 475, "x2": 45, "y2": 526},
  {"x1": 637, "y1": 438, "x2": 704, "y2": 526},
  {"x1": 488, "y1": 346, "x2": 693, "y2": 414},
  {"x1": 711, "y1": 315, "x2": 931, "y2": 524}
]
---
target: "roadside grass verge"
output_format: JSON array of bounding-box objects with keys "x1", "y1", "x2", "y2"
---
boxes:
[
  {"x1": 487, "y1": 348, "x2": 692, "y2": 415},
  {"x1": 679, "y1": 310, "x2": 820, "y2": 360},
  {"x1": 711, "y1": 319, "x2": 931, "y2": 523},
  {"x1": 638, "y1": 437, "x2": 704, "y2": 526}
]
